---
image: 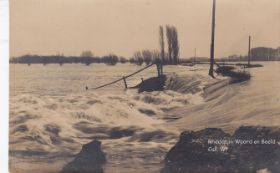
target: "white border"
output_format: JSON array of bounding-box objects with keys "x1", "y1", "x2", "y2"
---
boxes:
[{"x1": 0, "y1": 0, "x2": 9, "y2": 172}]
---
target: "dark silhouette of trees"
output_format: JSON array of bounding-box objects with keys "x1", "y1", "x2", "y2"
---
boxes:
[
  {"x1": 159, "y1": 26, "x2": 165, "y2": 64},
  {"x1": 152, "y1": 50, "x2": 161, "y2": 62},
  {"x1": 166, "y1": 26, "x2": 173, "y2": 64},
  {"x1": 10, "y1": 52, "x2": 124, "y2": 66},
  {"x1": 251, "y1": 47, "x2": 280, "y2": 61},
  {"x1": 128, "y1": 57, "x2": 136, "y2": 64},
  {"x1": 80, "y1": 51, "x2": 94, "y2": 66},
  {"x1": 142, "y1": 50, "x2": 153, "y2": 65},
  {"x1": 43, "y1": 56, "x2": 49, "y2": 66},
  {"x1": 131, "y1": 51, "x2": 144, "y2": 65},
  {"x1": 172, "y1": 28, "x2": 179, "y2": 64},
  {"x1": 81, "y1": 51, "x2": 94, "y2": 57},
  {"x1": 166, "y1": 25, "x2": 180, "y2": 65},
  {"x1": 101, "y1": 54, "x2": 119, "y2": 65},
  {"x1": 58, "y1": 56, "x2": 64, "y2": 66},
  {"x1": 119, "y1": 57, "x2": 127, "y2": 63},
  {"x1": 130, "y1": 50, "x2": 161, "y2": 66}
]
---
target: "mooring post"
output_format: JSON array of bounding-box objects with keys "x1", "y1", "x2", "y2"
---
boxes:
[
  {"x1": 156, "y1": 63, "x2": 161, "y2": 77},
  {"x1": 248, "y1": 35, "x2": 251, "y2": 66},
  {"x1": 160, "y1": 60, "x2": 163, "y2": 76},
  {"x1": 122, "y1": 76, "x2": 127, "y2": 89}
]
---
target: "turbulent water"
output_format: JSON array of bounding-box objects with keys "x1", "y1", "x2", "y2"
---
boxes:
[
  {"x1": 9, "y1": 62, "x2": 280, "y2": 173},
  {"x1": 170, "y1": 62, "x2": 280, "y2": 133}
]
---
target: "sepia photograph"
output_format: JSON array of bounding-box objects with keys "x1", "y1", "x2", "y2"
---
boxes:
[{"x1": 9, "y1": 0, "x2": 280, "y2": 173}]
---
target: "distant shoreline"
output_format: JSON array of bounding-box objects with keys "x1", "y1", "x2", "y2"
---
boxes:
[{"x1": 9, "y1": 55, "x2": 278, "y2": 66}]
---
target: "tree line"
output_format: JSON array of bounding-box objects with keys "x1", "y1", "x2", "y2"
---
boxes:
[
  {"x1": 10, "y1": 25, "x2": 181, "y2": 66},
  {"x1": 10, "y1": 52, "x2": 126, "y2": 66},
  {"x1": 216, "y1": 47, "x2": 280, "y2": 62},
  {"x1": 130, "y1": 25, "x2": 180, "y2": 65}
]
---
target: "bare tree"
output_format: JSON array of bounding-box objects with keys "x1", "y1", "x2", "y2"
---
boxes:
[
  {"x1": 142, "y1": 50, "x2": 153, "y2": 65},
  {"x1": 81, "y1": 50, "x2": 94, "y2": 57},
  {"x1": 166, "y1": 25, "x2": 173, "y2": 64},
  {"x1": 132, "y1": 51, "x2": 144, "y2": 65},
  {"x1": 119, "y1": 57, "x2": 127, "y2": 63},
  {"x1": 159, "y1": 26, "x2": 165, "y2": 63},
  {"x1": 152, "y1": 50, "x2": 161, "y2": 62},
  {"x1": 101, "y1": 54, "x2": 119, "y2": 65},
  {"x1": 172, "y1": 27, "x2": 179, "y2": 64},
  {"x1": 131, "y1": 50, "x2": 161, "y2": 65},
  {"x1": 166, "y1": 25, "x2": 180, "y2": 64},
  {"x1": 80, "y1": 50, "x2": 94, "y2": 66}
]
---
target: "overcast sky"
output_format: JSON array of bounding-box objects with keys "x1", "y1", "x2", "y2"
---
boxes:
[{"x1": 10, "y1": 0, "x2": 280, "y2": 58}]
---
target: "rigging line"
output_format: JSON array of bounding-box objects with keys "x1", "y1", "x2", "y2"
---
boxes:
[{"x1": 89, "y1": 63, "x2": 155, "y2": 90}]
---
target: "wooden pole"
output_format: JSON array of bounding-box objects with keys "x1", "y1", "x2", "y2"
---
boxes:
[
  {"x1": 194, "y1": 48, "x2": 196, "y2": 63},
  {"x1": 248, "y1": 36, "x2": 251, "y2": 66},
  {"x1": 122, "y1": 76, "x2": 127, "y2": 89},
  {"x1": 156, "y1": 64, "x2": 161, "y2": 77},
  {"x1": 160, "y1": 60, "x2": 163, "y2": 76},
  {"x1": 209, "y1": 0, "x2": 216, "y2": 78}
]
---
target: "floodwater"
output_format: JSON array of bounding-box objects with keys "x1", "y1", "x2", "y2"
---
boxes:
[
  {"x1": 10, "y1": 63, "x2": 205, "y2": 96},
  {"x1": 9, "y1": 62, "x2": 280, "y2": 173}
]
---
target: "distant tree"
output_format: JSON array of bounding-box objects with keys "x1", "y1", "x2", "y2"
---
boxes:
[
  {"x1": 159, "y1": 26, "x2": 165, "y2": 63},
  {"x1": 81, "y1": 50, "x2": 94, "y2": 57},
  {"x1": 129, "y1": 57, "x2": 136, "y2": 64},
  {"x1": 172, "y1": 27, "x2": 179, "y2": 64},
  {"x1": 142, "y1": 50, "x2": 153, "y2": 65},
  {"x1": 251, "y1": 47, "x2": 279, "y2": 61},
  {"x1": 43, "y1": 56, "x2": 49, "y2": 66},
  {"x1": 101, "y1": 54, "x2": 119, "y2": 65},
  {"x1": 57, "y1": 54, "x2": 64, "y2": 66},
  {"x1": 166, "y1": 26, "x2": 173, "y2": 64},
  {"x1": 130, "y1": 50, "x2": 161, "y2": 66},
  {"x1": 119, "y1": 57, "x2": 127, "y2": 63},
  {"x1": 132, "y1": 51, "x2": 144, "y2": 65},
  {"x1": 152, "y1": 50, "x2": 161, "y2": 62},
  {"x1": 80, "y1": 50, "x2": 94, "y2": 66},
  {"x1": 166, "y1": 25, "x2": 180, "y2": 65},
  {"x1": 10, "y1": 52, "x2": 130, "y2": 65}
]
